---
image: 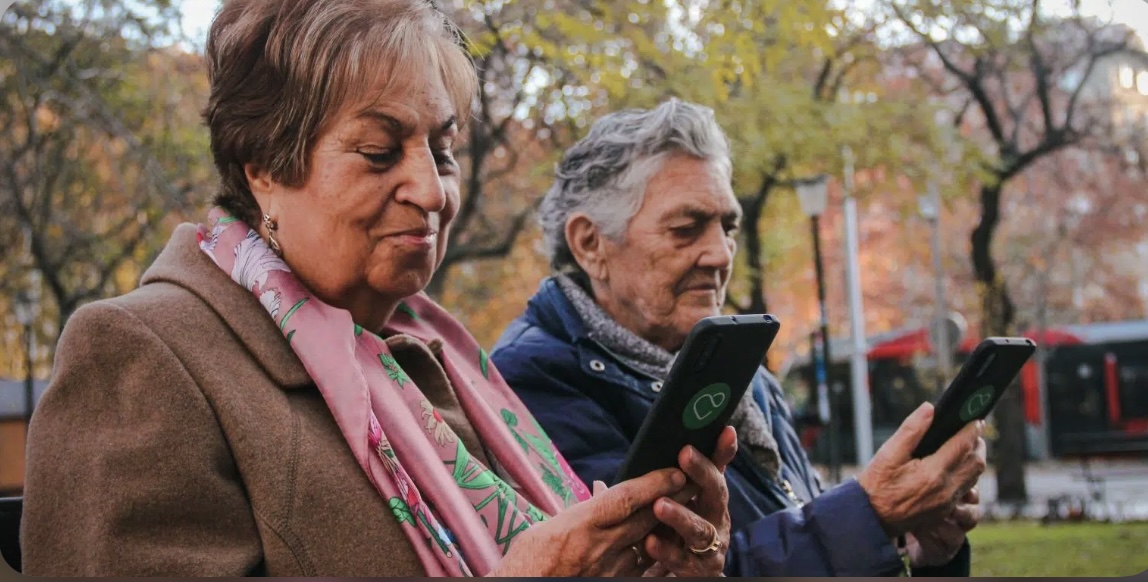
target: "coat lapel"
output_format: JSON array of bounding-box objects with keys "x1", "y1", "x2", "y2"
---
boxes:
[{"x1": 140, "y1": 223, "x2": 313, "y2": 389}]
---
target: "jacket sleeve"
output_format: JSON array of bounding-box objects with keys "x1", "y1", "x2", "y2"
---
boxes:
[
  {"x1": 726, "y1": 479, "x2": 905, "y2": 577},
  {"x1": 20, "y1": 301, "x2": 263, "y2": 576}
]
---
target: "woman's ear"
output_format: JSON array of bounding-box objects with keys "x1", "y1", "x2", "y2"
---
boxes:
[
  {"x1": 565, "y1": 214, "x2": 609, "y2": 282},
  {"x1": 244, "y1": 163, "x2": 275, "y2": 215}
]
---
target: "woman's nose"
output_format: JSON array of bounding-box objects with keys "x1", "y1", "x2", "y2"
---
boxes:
[
  {"x1": 697, "y1": 227, "x2": 734, "y2": 269},
  {"x1": 394, "y1": 148, "x2": 447, "y2": 213}
]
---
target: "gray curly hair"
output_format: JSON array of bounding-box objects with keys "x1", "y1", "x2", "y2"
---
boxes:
[{"x1": 538, "y1": 98, "x2": 733, "y2": 275}]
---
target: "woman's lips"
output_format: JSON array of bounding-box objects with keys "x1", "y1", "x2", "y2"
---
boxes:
[{"x1": 388, "y1": 228, "x2": 438, "y2": 249}]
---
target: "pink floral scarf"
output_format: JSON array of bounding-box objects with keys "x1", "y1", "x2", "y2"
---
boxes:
[{"x1": 196, "y1": 208, "x2": 590, "y2": 576}]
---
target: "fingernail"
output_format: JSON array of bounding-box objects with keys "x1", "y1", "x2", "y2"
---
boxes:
[{"x1": 672, "y1": 470, "x2": 687, "y2": 488}]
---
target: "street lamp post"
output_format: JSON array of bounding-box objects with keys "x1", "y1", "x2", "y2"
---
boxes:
[
  {"x1": 841, "y1": 146, "x2": 874, "y2": 466},
  {"x1": 796, "y1": 174, "x2": 840, "y2": 483},
  {"x1": 14, "y1": 290, "x2": 35, "y2": 434},
  {"x1": 918, "y1": 184, "x2": 952, "y2": 394}
]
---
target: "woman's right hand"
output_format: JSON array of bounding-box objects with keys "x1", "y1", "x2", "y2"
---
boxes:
[
  {"x1": 489, "y1": 467, "x2": 689, "y2": 577},
  {"x1": 856, "y1": 403, "x2": 986, "y2": 537}
]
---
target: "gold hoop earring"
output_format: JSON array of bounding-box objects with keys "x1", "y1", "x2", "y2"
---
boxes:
[{"x1": 262, "y1": 214, "x2": 282, "y2": 256}]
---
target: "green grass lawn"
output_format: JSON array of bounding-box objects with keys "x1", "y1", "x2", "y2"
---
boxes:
[{"x1": 968, "y1": 521, "x2": 1148, "y2": 577}]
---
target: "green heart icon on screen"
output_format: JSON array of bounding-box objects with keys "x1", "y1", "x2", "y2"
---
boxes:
[
  {"x1": 960, "y1": 385, "x2": 997, "y2": 422},
  {"x1": 683, "y1": 383, "x2": 732, "y2": 430}
]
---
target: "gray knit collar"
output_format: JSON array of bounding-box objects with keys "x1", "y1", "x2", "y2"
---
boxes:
[{"x1": 554, "y1": 274, "x2": 676, "y2": 379}]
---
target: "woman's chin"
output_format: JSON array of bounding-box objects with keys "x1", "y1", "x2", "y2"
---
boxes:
[
  {"x1": 677, "y1": 292, "x2": 723, "y2": 314},
  {"x1": 368, "y1": 267, "x2": 434, "y2": 302}
]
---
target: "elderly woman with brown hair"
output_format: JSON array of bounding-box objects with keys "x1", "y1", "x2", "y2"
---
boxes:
[{"x1": 18, "y1": 0, "x2": 735, "y2": 576}]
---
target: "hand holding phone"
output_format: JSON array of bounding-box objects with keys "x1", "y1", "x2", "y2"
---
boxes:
[
  {"x1": 858, "y1": 339, "x2": 1032, "y2": 544},
  {"x1": 613, "y1": 314, "x2": 781, "y2": 484},
  {"x1": 911, "y1": 337, "x2": 1037, "y2": 459}
]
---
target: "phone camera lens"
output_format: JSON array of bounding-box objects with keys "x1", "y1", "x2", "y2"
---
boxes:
[{"x1": 694, "y1": 336, "x2": 722, "y2": 373}]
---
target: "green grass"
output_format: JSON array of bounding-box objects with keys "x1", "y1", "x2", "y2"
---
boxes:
[{"x1": 968, "y1": 521, "x2": 1148, "y2": 577}]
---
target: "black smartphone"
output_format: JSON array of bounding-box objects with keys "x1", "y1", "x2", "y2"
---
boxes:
[
  {"x1": 911, "y1": 337, "x2": 1037, "y2": 458},
  {"x1": 613, "y1": 314, "x2": 781, "y2": 484}
]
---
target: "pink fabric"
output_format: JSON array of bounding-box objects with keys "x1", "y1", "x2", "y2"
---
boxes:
[{"x1": 196, "y1": 209, "x2": 590, "y2": 576}]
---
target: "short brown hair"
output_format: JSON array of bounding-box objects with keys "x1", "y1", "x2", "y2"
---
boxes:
[{"x1": 203, "y1": 0, "x2": 478, "y2": 227}]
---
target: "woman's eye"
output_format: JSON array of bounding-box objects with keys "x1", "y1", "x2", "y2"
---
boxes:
[
  {"x1": 359, "y1": 150, "x2": 400, "y2": 166},
  {"x1": 670, "y1": 228, "x2": 702, "y2": 242},
  {"x1": 433, "y1": 149, "x2": 457, "y2": 168}
]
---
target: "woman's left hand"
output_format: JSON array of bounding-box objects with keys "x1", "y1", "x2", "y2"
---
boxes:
[{"x1": 642, "y1": 426, "x2": 738, "y2": 577}]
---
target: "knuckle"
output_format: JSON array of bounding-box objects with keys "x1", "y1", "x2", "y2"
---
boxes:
[
  {"x1": 596, "y1": 493, "x2": 618, "y2": 515},
  {"x1": 959, "y1": 434, "x2": 977, "y2": 456},
  {"x1": 693, "y1": 521, "x2": 709, "y2": 541},
  {"x1": 925, "y1": 471, "x2": 946, "y2": 495},
  {"x1": 619, "y1": 494, "x2": 638, "y2": 517},
  {"x1": 602, "y1": 492, "x2": 634, "y2": 521},
  {"x1": 972, "y1": 454, "x2": 987, "y2": 474}
]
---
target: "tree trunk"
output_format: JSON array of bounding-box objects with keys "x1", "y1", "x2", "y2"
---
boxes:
[
  {"x1": 738, "y1": 194, "x2": 769, "y2": 315},
  {"x1": 733, "y1": 169, "x2": 782, "y2": 316},
  {"x1": 970, "y1": 182, "x2": 1026, "y2": 504}
]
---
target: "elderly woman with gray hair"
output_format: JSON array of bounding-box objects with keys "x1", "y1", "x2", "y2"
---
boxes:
[{"x1": 491, "y1": 98, "x2": 987, "y2": 577}]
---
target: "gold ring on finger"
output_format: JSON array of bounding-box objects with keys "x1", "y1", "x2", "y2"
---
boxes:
[
  {"x1": 688, "y1": 522, "x2": 722, "y2": 555},
  {"x1": 631, "y1": 545, "x2": 645, "y2": 566}
]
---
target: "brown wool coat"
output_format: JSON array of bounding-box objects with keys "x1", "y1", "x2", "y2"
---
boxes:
[{"x1": 20, "y1": 224, "x2": 497, "y2": 577}]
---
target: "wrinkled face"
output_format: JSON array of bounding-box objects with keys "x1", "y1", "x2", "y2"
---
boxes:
[
  {"x1": 248, "y1": 70, "x2": 461, "y2": 330},
  {"x1": 594, "y1": 154, "x2": 741, "y2": 352}
]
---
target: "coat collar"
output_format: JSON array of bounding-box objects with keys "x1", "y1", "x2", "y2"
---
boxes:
[
  {"x1": 140, "y1": 223, "x2": 314, "y2": 389},
  {"x1": 523, "y1": 277, "x2": 662, "y2": 384},
  {"x1": 523, "y1": 277, "x2": 590, "y2": 345}
]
